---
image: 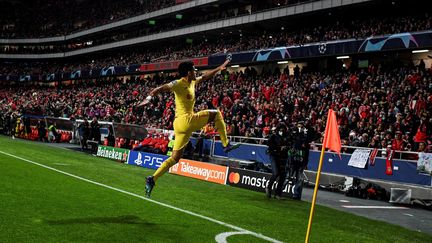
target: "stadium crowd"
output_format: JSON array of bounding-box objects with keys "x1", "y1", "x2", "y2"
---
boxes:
[
  {"x1": 1, "y1": 62, "x2": 431, "y2": 152},
  {"x1": 0, "y1": 0, "x2": 176, "y2": 38},
  {"x1": 2, "y1": 11, "x2": 431, "y2": 55},
  {"x1": 1, "y1": 11, "x2": 430, "y2": 78},
  {"x1": 0, "y1": 0, "x2": 311, "y2": 39}
]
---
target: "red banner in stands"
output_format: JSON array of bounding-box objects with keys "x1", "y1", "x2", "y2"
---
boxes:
[{"x1": 138, "y1": 57, "x2": 208, "y2": 72}]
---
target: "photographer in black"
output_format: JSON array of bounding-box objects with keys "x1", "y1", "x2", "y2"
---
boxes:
[
  {"x1": 78, "y1": 118, "x2": 90, "y2": 150},
  {"x1": 37, "y1": 120, "x2": 47, "y2": 142},
  {"x1": 89, "y1": 117, "x2": 101, "y2": 154},
  {"x1": 287, "y1": 120, "x2": 317, "y2": 199},
  {"x1": 10, "y1": 112, "x2": 17, "y2": 139},
  {"x1": 266, "y1": 124, "x2": 289, "y2": 199}
]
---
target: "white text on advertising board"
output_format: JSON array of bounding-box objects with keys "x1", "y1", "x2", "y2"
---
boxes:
[
  {"x1": 175, "y1": 161, "x2": 226, "y2": 181},
  {"x1": 97, "y1": 146, "x2": 126, "y2": 161},
  {"x1": 134, "y1": 153, "x2": 164, "y2": 167},
  {"x1": 240, "y1": 175, "x2": 295, "y2": 193}
]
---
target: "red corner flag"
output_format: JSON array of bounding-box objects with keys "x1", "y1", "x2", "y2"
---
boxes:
[
  {"x1": 306, "y1": 109, "x2": 342, "y2": 243},
  {"x1": 305, "y1": 109, "x2": 342, "y2": 243},
  {"x1": 323, "y1": 109, "x2": 341, "y2": 158}
]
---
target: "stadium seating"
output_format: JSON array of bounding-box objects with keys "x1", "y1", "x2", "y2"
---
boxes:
[
  {"x1": 1, "y1": 63, "x2": 431, "y2": 152},
  {"x1": 1, "y1": 11, "x2": 430, "y2": 76},
  {"x1": 0, "y1": 0, "x2": 175, "y2": 38}
]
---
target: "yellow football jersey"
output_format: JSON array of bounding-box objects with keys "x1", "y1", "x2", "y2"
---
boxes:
[{"x1": 169, "y1": 77, "x2": 196, "y2": 117}]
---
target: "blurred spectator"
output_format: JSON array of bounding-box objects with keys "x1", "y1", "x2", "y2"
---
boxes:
[
  {"x1": 89, "y1": 117, "x2": 101, "y2": 153},
  {"x1": 48, "y1": 122, "x2": 59, "y2": 142},
  {"x1": 413, "y1": 113, "x2": 431, "y2": 150},
  {"x1": 37, "y1": 120, "x2": 47, "y2": 142},
  {"x1": 107, "y1": 126, "x2": 116, "y2": 147},
  {"x1": 78, "y1": 118, "x2": 90, "y2": 149},
  {"x1": 89, "y1": 117, "x2": 101, "y2": 141},
  {"x1": 391, "y1": 131, "x2": 406, "y2": 151},
  {"x1": 416, "y1": 142, "x2": 429, "y2": 153},
  {"x1": 266, "y1": 124, "x2": 289, "y2": 199}
]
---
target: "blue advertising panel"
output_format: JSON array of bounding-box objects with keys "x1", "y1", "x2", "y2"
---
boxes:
[
  {"x1": 127, "y1": 151, "x2": 168, "y2": 170},
  {"x1": 212, "y1": 140, "x2": 431, "y2": 186},
  {"x1": 213, "y1": 140, "x2": 271, "y2": 164},
  {"x1": 209, "y1": 31, "x2": 432, "y2": 65},
  {"x1": 307, "y1": 151, "x2": 431, "y2": 186}
]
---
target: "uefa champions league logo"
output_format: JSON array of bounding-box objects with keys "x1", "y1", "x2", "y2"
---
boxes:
[
  {"x1": 318, "y1": 43, "x2": 327, "y2": 54},
  {"x1": 226, "y1": 53, "x2": 232, "y2": 61}
]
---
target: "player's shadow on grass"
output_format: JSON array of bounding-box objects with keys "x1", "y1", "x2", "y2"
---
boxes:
[{"x1": 46, "y1": 215, "x2": 154, "y2": 225}]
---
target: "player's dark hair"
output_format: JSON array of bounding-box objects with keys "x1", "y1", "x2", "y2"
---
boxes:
[{"x1": 178, "y1": 61, "x2": 194, "y2": 77}]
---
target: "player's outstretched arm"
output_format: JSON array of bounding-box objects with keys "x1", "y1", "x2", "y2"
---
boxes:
[
  {"x1": 136, "y1": 84, "x2": 171, "y2": 107},
  {"x1": 199, "y1": 56, "x2": 231, "y2": 82}
]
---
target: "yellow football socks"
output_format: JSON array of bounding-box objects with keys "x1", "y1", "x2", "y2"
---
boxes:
[
  {"x1": 215, "y1": 111, "x2": 229, "y2": 147},
  {"x1": 153, "y1": 157, "x2": 177, "y2": 181}
]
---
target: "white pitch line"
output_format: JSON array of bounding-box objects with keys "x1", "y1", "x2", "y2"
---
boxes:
[
  {"x1": 215, "y1": 231, "x2": 252, "y2": 243},
  {"x1": 342, "y1": 205, "x2": 409, "y2": 209},
  {"x1": 0, "y1": 150, "x2": 282, "y2": 243}
]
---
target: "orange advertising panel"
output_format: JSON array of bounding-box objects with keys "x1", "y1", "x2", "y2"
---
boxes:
[{"x1": 169, "y1": 159, "x2": 228, "y2": 185}]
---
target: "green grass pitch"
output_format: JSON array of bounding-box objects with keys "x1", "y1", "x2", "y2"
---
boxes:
[{"x1": 0, "y1": 136, "x2": 430, "y2": 242}]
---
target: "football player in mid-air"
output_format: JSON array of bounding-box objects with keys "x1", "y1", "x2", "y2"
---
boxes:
[{"x1": 137, "y1": 56, "x2": 240, "y2": 197}]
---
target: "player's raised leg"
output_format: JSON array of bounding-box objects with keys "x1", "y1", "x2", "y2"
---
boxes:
[{"x1": 193, "y1": 110, "x2": 241, "y2": 153}]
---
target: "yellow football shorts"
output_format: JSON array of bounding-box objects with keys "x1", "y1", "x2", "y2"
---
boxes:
[{"x1": 173, "y1": 110, "x2": 212, "y2": 151}]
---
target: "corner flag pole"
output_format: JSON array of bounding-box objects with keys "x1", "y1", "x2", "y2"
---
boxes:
[
  {"x1": 305, "y1": 109, "x2": 341, "y2": 243},
  {"x1": 305, "y1": 140, "x2": 326, "y2": 243}
]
